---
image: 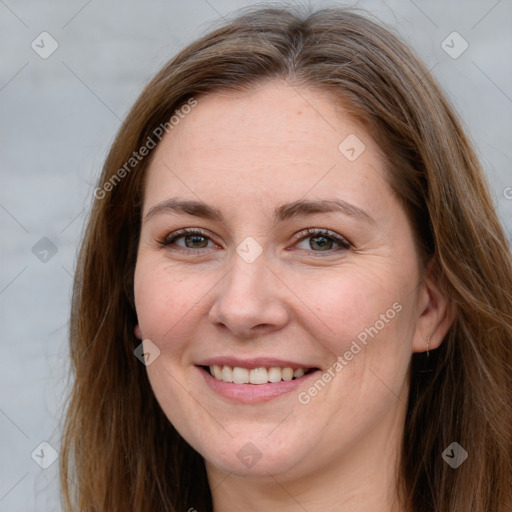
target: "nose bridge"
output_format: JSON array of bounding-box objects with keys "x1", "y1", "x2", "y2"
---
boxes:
[
  {"x1": 209, "y1": 242, "x2": 289, "y2": 335},
  {"x1": 224, "y1": 244, "x2": 272, "y2": 305}
]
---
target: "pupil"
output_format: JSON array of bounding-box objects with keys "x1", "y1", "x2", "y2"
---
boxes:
[
  {"x1": 311, "y1": 236, "x2": 331, "y2": 250},
  {"x1": 186, "y1": 235, "x2": 207, "y2": 248}
]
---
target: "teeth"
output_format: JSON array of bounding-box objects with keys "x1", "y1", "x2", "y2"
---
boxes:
[
  {"x1": 221, "y1": 365, "x2": 233, "y2": 382},
  {"x1": 208, "y1": 365, "x2": 311, "y2": 384},
  {"x1": 249, "y1": 367, "x2": 268, "y2": 384},
  {"x1": 293, "y1": 368, "x2": 305, "y2": 378},
  {"x1": 281, "y1": 367, "x2": 294, "y2": 381},
  {"x1": 213, "y1": 365, "x2": 222, "y2": 380},
  {"x1": 232, "y1": 367, "x2": 249, "y2": 384},
  {"x1": 268, "y1": 367, "x2": 282, "y2": 382}
]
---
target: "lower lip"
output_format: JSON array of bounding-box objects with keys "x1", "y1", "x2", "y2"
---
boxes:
[{"x1": 198, "y1": 366, "x2": 320, "y2": 404}]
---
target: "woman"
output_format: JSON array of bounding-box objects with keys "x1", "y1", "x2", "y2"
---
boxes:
[{"x1": 60, "y1": 5, "x2": 512, "y2": 511}]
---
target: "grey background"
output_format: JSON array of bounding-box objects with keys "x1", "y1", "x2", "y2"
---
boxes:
[{"x1": 1, "y1": 0, "x2": 511, "y2": 510}]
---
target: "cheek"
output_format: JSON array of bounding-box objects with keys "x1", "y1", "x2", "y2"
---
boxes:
[
  {"x1": 133, "y1": 259, "x2": 226, "y2": 368},
  {"x1": 133, "y1": 262, "x2": 192, "y2": 343},
  {"x1": 300, "y1": 263, "x2": 409, "y2": 345},
  {"x1": 134, "y1": 255, "x2": 416, "y2": 359},
  {"x1": 133, "y1": 261, "x2": 209, "y2": 436},
  {"x1": 304, "y1": 264, "x2": 417, "y2": 403}
]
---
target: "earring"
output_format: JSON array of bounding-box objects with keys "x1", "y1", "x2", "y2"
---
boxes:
[{"x1": 426, "y1": 336, "x2": 431, "y2": 358}]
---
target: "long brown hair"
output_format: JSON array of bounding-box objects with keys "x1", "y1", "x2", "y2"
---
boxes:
[{"x1": 60, "y1": 5, "x2": 512, "y2": 511}]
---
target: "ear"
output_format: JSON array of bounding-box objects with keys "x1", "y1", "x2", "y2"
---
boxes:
[
  {"x1": 134, "y1": 324, "x2": 143, "y2": 340},
  {"x1": 412, "y1": 267, "x2": 456, "y2": 353}
]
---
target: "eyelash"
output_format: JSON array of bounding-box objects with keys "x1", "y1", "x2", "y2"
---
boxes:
[{"x1": 159, "y1": 227, "x2": 351, "y2": 255}]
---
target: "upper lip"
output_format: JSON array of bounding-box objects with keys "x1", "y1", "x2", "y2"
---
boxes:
[{"x1": 196, "y1": 356, "x2": 318, "y2": 370}]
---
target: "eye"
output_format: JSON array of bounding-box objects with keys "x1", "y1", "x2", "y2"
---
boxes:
[
  {"x1": 159, "y1": 227, "x2": 351, "y2": 255},
  {"x1": 292, "y1": 228, "x2": 351, "y2": 254},
  {"x1": 160, "y1": 228, "x2": 217, "y2": 251}
]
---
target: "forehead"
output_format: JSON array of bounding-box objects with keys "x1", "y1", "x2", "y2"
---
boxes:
[{"x1": 143, "y1": 81, "x2": 389, "y2": 217}]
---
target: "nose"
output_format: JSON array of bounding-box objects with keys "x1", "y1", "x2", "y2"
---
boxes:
[{"x1": 208, "y1": 251, "x2": 290, "y2": 339}]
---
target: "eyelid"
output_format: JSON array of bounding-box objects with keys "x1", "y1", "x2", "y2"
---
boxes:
[{"x1": 162, "y1": 227, "x2": 211, "y2": 241}]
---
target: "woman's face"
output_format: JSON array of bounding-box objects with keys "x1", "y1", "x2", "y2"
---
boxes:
[{"x1": 133, "y1": 81, "x2": 435, "y2": 482}]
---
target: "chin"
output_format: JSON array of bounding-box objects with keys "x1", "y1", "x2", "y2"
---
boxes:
[{"x1": 198, "y1": 433, "x2": 312, "y2": 478}]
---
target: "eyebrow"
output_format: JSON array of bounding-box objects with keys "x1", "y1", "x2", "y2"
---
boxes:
[{"x1": 144, "y1": 197, "x2": 375, "y2": 225}]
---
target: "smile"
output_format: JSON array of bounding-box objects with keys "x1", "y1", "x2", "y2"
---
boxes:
[
  {"x1": 196, "y1": 359, "x2": 321, "y2": 403},
  {"x1": 207, "y1": 365, "x2": 315, "y2": 384}
]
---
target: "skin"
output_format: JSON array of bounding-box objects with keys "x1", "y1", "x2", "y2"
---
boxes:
[{"x1": 133, "y1": 80, "x2": 454, "y2": 512}]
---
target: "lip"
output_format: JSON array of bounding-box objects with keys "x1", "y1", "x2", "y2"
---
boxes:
[
  {"x1": 196, "y1": 365, "x2": 321, "y2": 404},
  {"x1": 196, "y1": 356, "x2": 317, "y2": 370}
]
